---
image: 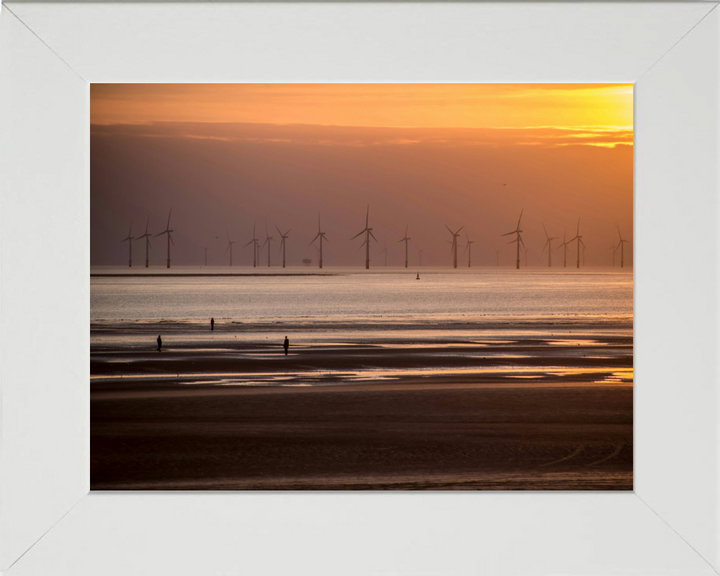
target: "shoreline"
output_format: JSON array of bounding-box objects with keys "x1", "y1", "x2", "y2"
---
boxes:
[{"x1": 91, "y1": 316, "x2": 633, "y2": 490}]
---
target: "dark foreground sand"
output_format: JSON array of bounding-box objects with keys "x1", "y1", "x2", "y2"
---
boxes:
[{"x1": 91, "y1": 317, "x2": 632, "y2": 490}]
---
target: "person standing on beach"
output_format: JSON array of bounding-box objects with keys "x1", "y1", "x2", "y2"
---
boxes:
[
  {"x1": 157, "y1": 335, "x2": 162, "y2": 352},
  {"x1": 211, "y1": 318, "x2": 214, "y2": 331},
  {"x1": 283, "y1": 336, "x2": 289, "y2": 356}
]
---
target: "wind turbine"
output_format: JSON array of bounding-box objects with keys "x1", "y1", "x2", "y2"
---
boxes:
[
  {"x1": 523, "y1": 247, "x2": 530, "y2": 267},
  {"x1": 120, "y1": 222, "x2": 134, "y2": 267},
  {"x1": 501, "y1": 209, "x2": 524, "y2": 269},
  {"x1": 201, "y1": 243, "x2": 209, "y2": 266},
  {"x1": 398, "y1": 224, "x2": 411, "y2": 268},
  {"x1": 309, "y1": 214, "x2": 328, "y2": 269},
  {"x1": 567, "y1": 219, "x2": 585, "y2": 268},
  {"x1": 276, "y1": 226, "x2": 291, "y2": 268},
  {"x1": 381, "y1": 240, "x2": 388, "y2": 266},
  {"x1": 226, "y1": 230, "x2": 237, "y2": 266},
  {"x1": 464, "y1": 230, "x2": 475, "y2": 267},
  {"x1": 617, "y1": 226, "x2": 630, "y2": 268},
  {"x1": 261, "y1": 221, "x2": 274, "y2": 267},
  {"x1": 445, "y1": 225, "x2": 464, "y2": 268},
  {"x1": 135, "y1": 217, "x2": 152, "y2": 268},
  {"x1": 540, "y1": 223, "x2": 558, "y2": 267},
  {"x1": 494, "y1": 248, "x2": 500, "y2": 266},
  {"x1": 154, "y1": 210, "x2": 174, "y2": 268},
  {"x1": 417, "y1": 246, "x2": 423, "y2": 267},
  {"x1": 556, "y1": 230, "x2": 569, "y2": 268},
  {"x1": 244, "y1": 223, "x2": 259, "y2": 267},
  {"x1": 351, "y1": 205, "x2": 377, "y2": 269}
]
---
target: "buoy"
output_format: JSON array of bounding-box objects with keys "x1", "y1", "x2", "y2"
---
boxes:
[{"x1": 416, "y1": 273, "x2": 420, "y2": 280}]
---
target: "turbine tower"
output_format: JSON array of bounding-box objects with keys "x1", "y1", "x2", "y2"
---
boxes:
[
  {"x1": 309, "y1": 214, "x2": 328, "y2": 269},
  {"x1": 226, "y1": 231, "x2": 237, "y2": 266},
  {"x1": 201, "y1": 244, "x2": 209, "y2": 266},
  {"x1": 567, "y1": 219, "x2": 585, "y2": 269},
  {"x1": 617, "y1": 226, "x2": 630, "y2": 268},
  {"x1": 381, "y1": 240, "x2": 388, "y2": 266},
  {"x1": 445, "y1": 225, "x2": 464, "y2": 268},
  {"x1": 351, "y1": 205, "x2": 377, "y2": 269},
  {"x1": 261, "y1": 221, "x2": 274, "y2": 267},
  {"x1": 276, "y1": 226, "x2": 291, "y2": 268},
  {"x1": 608, "y1": 233, "x2": 619, "y2": 267},
  {"x1": 464, "y1": 230, "x2": 475, "y2": 267},
  {"x1": 135, "y1": 217, "x2": 152, "y2": 268},
  {"x1": 244, "y1": 223, "x2": 259, "y2": 267},
  {"x1": 495, "y1": 249, "x2": 500, "y2": 266},
  {"x1": 556, "y1": 230, "x2": 569, "y2": 267},
  {"x1": 398, "y1": 224, "x2": 411, "y2": 268},
  {"x1": 154, "y1": 210, "x2": 174, "y2": 268},
  {"x1": 120, "y1": 222, "x2": 134, "y2": 267},
  {"x1": 501, "y1": 209, "x2": 524, "y2": 269},
  {"x1": 540, "y1": 223, "x2": 558, "y2": 267}
]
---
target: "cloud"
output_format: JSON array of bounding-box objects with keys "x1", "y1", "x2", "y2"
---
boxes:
[{"x1": 91, "y1": 122, "x2": 633, "y2": 149}]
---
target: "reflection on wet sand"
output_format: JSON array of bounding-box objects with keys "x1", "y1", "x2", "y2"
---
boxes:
[{"x1": 91, "y1": 316, "x2": 632, "y2": 490}]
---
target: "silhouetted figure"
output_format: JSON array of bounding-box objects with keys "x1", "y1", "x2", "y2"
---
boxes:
[
  {"x1": 283, "y1": 336, "x2": 289, "y2": 356},
  {"x1": 211, "y1": 318, "x2": 214, "y2": 331},
  {"x1": 157, "y1": 335, "x2": 162, "y2": 351}
]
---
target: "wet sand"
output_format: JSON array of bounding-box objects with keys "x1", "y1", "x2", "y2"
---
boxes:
[{"x1": 91, "y1": 318, "x2": 632, "y2": 490}]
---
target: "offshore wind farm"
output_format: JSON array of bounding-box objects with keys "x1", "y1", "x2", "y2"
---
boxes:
[{"x1": 91, "y1": 83, "x2": 632, "y2": 491}]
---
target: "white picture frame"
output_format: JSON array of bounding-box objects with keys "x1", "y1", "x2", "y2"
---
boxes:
[{"x1": 1, "y1": 2, "x2": 718, "y2": 574}]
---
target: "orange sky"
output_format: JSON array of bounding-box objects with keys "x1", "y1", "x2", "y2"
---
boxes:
[
  {"x1": 91, "y1": 84, "x2": 633, "y2": 267},
  {"x1": 91, "y1": 84, "x2": 632, "y2": 142}
]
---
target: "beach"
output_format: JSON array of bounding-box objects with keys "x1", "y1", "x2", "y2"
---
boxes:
[{"x1": 91, "y1": 306, "x2": 633, "y2": 490}]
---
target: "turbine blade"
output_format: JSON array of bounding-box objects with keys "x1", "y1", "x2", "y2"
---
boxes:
[
  {"x1": 517, "y1": 209, "x2": 524, "y2": 229},
  {"x1": 370, "y1": 231, "x2": 378, "y2": 242},
  {"x1": 170, "y1": 234, "x2": 175, "y2": 247},
  {"x1": 445, "y1": 224, "x2": 453, "y2": 235},
  {"x1": 501, "y1": 230, "x2": 516, "y2": 237},
  {"x1": 350, "y1": 230, "x2": 365, "y2": 241},
  {"x1": 167, "y1": 210, "x2": 172, "y2": 228}
]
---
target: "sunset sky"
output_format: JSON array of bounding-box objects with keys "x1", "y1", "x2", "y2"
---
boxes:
[{"x1": 91, "y1": 84, "x2": 633, "y2": 266}]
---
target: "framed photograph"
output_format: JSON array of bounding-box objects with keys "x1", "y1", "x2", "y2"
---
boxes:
[{"x1": 1, "y1": 2, "x2": 718, "y2": 575}]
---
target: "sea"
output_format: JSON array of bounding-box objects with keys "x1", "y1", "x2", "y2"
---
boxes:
[{"x1": 91, "y1": 266, "x2": 633, "y2": 323}]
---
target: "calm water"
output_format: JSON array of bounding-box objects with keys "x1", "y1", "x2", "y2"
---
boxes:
[{"x1": 91, "y1": 266, "x2": 633, "y2": 322}]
